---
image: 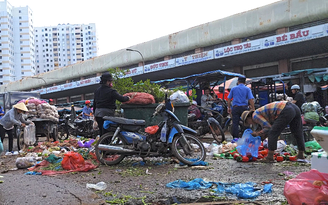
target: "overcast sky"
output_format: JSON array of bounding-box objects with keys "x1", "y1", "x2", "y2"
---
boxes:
[{"x1": 8, "y1": 0, "x2": 281, "y2": 55}]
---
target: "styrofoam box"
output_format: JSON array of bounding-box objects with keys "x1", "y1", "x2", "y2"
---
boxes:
[
  {"x1": 311, "y1": 152, "x2": 328, "y2": 173},
  {"x1": 310, "y1": 126, "x2": 328, "y2": 152}
]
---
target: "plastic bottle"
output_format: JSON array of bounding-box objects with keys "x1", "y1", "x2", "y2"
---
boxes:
[
  {"x1": 160, "y1": 123, "x2": 167, "y2": 142},
  {"x1": 86, "y1": 181, "x2": 107, "y2": 191}
]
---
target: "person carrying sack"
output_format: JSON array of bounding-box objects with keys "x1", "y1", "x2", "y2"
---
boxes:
[{"x1": 0, "y1": 102, "x2": 32, "y2": 155}]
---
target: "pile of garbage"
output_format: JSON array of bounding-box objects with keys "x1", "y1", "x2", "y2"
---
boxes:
[
  {"x1": 15, "y1": 137, "x2": 99, "y2": 175},
  {"x1": 20, "y1": 97, "x2": 59, "y2": 122},
  {"x1": 207, "y1": 128, "x2": 322, "y2": 163}
]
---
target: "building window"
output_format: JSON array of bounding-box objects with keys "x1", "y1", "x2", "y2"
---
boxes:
[
  {"x1": 19, "y1": 16, "x2": 22, "y2": 19},
  {"x1": 19, "y1": 10, "x2": 21, "y2": 13}
]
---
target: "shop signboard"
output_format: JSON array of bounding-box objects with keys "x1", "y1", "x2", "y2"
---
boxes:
[
  {"x1": 62, "y1": 82, "x2": 77, "y2": 90},
  {"x1": 76, "y1": 77, "x2": 96, "y2": 87},
  {"x1": 120, "y1": 66, "x2": 143, "y2": 78},
  {"x1": 144, "y1": 59, "x2": 175, "y2": 73},
  {"x1": 214, "y1": 39, "x2": 262, "y2": 58},
  {"x1": 176, "y1": 51, "x2": 214, "y2": 66}
]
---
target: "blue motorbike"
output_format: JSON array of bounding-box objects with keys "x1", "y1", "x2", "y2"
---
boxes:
[{"x1": 95, "y1": 99, "x2": 206, "y2": 166}]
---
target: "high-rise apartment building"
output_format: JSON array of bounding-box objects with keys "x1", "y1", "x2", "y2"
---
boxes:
[
  {"x1": 34, "y1": 23, "x2": 98, "y2": 74},
  {"x1": 0, "y1": 0, "x2": 35, "y2": 85}
]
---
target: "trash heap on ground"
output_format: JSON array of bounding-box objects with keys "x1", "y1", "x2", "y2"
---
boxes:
[
  {"x1": 205, "y1": 128, "x2": 324, "y2": 163},
  {"x1": 14, "y1": 137, "x2": 99, "y2": 175}
]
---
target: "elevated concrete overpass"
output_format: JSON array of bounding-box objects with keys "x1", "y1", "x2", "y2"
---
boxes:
[{"x1": 1, "y1": 0, "x2": 328, "y2": 103}]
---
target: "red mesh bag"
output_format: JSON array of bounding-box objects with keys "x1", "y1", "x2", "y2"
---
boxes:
[
  {"x1": 61, "y1": 152, "x2": 85, "y2": 170},
  {"x1": 145, "y1": 125, "x2": 159, "y2": 134},
  {"x1": 123, "y1": 92, "x2": 155, "y2": 105}
]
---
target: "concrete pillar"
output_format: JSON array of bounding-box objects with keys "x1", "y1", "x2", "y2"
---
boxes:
[
  {"x1": 276, "y1": 27, "x2": 288, "y2": 34},
  {"x1": 231, "y1": 38, "x2": 242, "y2": 45},
  {"x1": 195, "y1": 48, "x2": 204, "y2": 53},
  {"x1": 81, "y1": 94, "x2": 85, "y2": 101},
  {"x1": 66, "y1": 96, "x2": 70, "y2": 103},
  {"x1": 164, "y1": 56, "x2": 171, "y2": 60},
  {"x1": 80, "y1": 76, "x2": 85, "y2": 80},
  {"x1": 278, "y1": 59, "x2": 290, "y2": 73}
]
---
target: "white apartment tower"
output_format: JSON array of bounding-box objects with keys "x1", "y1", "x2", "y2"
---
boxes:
[
  {"x1": 0, "y1": 0, "x2": 35, "y2": 85},
  {"x1": 34, "y1": 23, "x2": 98, "y2": 74}
]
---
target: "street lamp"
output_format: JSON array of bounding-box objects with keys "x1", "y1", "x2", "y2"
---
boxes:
[
  {"x1": 126, "y1": 48, "x2": 145, "y2": 72},
  {"x1": 31, "y1": 76, "x2": 47, "y2": 94}
]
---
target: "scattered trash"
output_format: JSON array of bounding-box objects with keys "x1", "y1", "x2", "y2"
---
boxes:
[
  {"x1": 166, "y1": 178, "x2": 273, "y2": 199},
  {"x1": 86, "y1": 181, "x2": 107, "y2": 191},
  {"x1": 145, "y1": 169, "x2": 152, "y2": 175},
  {"x1": 16, "y1": 157, "x2": 38, "y2": 169}
]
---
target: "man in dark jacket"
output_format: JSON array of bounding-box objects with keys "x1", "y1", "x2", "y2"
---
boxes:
[
  {"x1": 94, "y1": 73, "x2": 130, "y2": 136},
  {"x1": 291, "y1": 84, "x2": 306, "y2": 110}
]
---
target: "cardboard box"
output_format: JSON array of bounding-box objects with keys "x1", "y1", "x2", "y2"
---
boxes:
[{"x1": 311, "y1": 152, "x2": 328, "y2": 173}]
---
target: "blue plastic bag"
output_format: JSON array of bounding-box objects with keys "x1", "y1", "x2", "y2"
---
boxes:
[{"x1": 236, "y1": 129, "x2": 261, "y2": 158}]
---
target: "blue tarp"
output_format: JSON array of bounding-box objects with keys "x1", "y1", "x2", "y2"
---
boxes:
[{"x1": 166, "y1": 178, "x2": 273, "y2": 199}]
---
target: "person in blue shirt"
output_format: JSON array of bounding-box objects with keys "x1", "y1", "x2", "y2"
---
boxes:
[
  {"x1": 82, "y1": 100, "x2": 93, "y2": 119},
  {"x1": 227, "y1": 77, "x2": 255, "y2": 138}
]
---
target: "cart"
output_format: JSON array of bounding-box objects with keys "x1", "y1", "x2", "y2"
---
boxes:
[{"x1": 17, "y1": 118, "x2": 58, "y2": 150}]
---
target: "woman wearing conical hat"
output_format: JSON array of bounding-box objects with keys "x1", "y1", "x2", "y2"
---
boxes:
[{"x1": 0, "y1": 103, "x2": 32, "y2": 155}]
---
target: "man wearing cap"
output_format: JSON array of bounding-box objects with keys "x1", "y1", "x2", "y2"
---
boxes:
[
  {"x1": 82, "y1": 100, "x2": 93, "y2": 119},
  {"x1": 241, "y1": 101, "x2": 306, "y2": 163},
  {"x1": 291, "y1": 84, "x2": 306, "y2": 110},
  {"x1": 227, "y1": 76, "x2": 255, "y2": 138},
  {"x1": 94, "y1": 73, "x2": 131, "y2": 136},
  {"x1": 0, "y1": 102, "x2": 32, "y2": 154},
  {"x1": 49, "y1": 99, "x2": 54, "y2": 105}
]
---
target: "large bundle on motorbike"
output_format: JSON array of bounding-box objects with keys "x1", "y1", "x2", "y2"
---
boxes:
[
  {"x1": 301, "y1": 101, "x2": 323, "y2": 123},
  {"x1": 19, "y1": 97, "x2": 59, "y2": 122}
]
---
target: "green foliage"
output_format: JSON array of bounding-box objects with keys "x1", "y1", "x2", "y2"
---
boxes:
[{"x1": 107, "y1": 68, "x2": 166, "y2": 103}]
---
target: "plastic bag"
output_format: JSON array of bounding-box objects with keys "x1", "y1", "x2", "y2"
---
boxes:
[
  {"x1": 16, "y1": 157, "x2": 37, "y2": 169},
  {"x1": 236, "y1": 129, "x2": 261, "y2": 158},
  {"x1": 145, "y1": 125, "x2": 159, "y2": 135},
  {"x1": 284, "y1": 169, "x2": 328, "y2": 205},
  {"x1": 301, "y1": 101, "x2": 321, "y2": 113},
  {"x1": 93, "y1": 120, "x2": 98, "y2": 130},
  {"x1": 61, "y1": 152, "x2": 85, "y2": 170},
  {"x1": 24, "y1": 124, "x2": 36, "y2": 146},
  {"x1": 305, "y1": 140, "x2": 322, "y2": 152},
  {"x1": 276, "y1": 140, "x2": 286, "y2": 153},
  {"x1": 86, "y1": 181, "x2": 107, "y2": 191},
  {"x1": 170, "y1": 90, "x2": 189, "y2": 103}
]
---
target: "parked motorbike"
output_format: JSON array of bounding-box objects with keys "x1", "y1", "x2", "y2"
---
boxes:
[
  {"x1": 187, "y1": 106, "x2": 225, "y2": 144},
  {"x1": 95, "y1": 98, "x2": 206, "y2": 166},
  {"x1": 211, "y1": 99, "x2": 245, "y2": 138},
  {"x1": 319, "y1": 114, "x2": 328, "y2": 127},
  {"x1": 58, "y1": 114, "x2": 99, "y2": 139}
]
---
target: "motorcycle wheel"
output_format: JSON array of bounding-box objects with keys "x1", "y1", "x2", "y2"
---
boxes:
[
  {"x1": 228, "y1": 120, "x2": 243, "y2": 138},
  {"x1": 57, "y1": 126, "x2": 69, "y2": 140},
  {"x1": 171, "y1": 133, "x2": 206, "y2": 165},
  {"x1": 17, "y1": 131, "x2": 24, "y2": 151},
  {"x1": 95, "y1": 132, "x2": 126, "y2": 165},
  {"x1": 208, "y1": 118, "x2": 225, "y2": 144}
]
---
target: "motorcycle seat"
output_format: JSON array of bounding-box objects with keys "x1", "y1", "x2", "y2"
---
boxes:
[{"x1": 103, "y1": 116, "x2": 146, "y2": 126}]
